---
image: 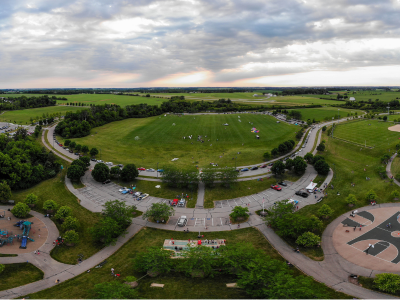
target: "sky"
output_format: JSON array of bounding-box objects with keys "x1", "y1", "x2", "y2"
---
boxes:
[{"x1": 1, "y1": 0, "x2": 400, "y2": 88}]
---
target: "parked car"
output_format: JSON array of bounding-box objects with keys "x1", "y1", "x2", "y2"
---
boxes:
[
  {"x1": 141, "y1": 193, "x2": 149, "y2": 200},
  {"x1": 118, "y1": 164, "x2": 123, "y2": 168},
  {"x1": 138, "y1": 167, "x2": 146, "y2": 171},
  {"x1": 259, "y1": 164, "x2": 267, "y2": 168},
  {"x1": 177, "y1": 199, "x2": 186, "y2": 207},
  {"x1": 105, "y1": 162, "x2": 113, "y2": 166},
  {"x1": 177, "y1": 216, "x2": 188, "y2": 227},
  {"x1": 91, "y1": 158, "x2": 97, "y2": 161},
  {"x1": 278, "y1": 182, "x2": 287, "y2": 186},
  {"x1": 157, "y1": 169, "x2": 164, "y2": 172},
  {"x1": 119, "y1": 187, "x2": 128, "y2": 192},
  {"x1": 65, "y1": 148, "x2": 69, "y2": 151},
  {"x1": 240, "y1": 168, "x2": 249, "y2": 172},
  {"x1": 295, "y1": 191, "x2": 309, "y2": 198},
  {"x1": 75, "y1": 152, "x2": 80, "y2": 155},
  {"x1": 268, "y1": 163, "x2": 274, "y2": 166},
  {"x1": 147, "y1": 168, "x2": 155, "y2": 172},
  {"x1": 103, "y1": 179, "x2": 111, "y2": 184},
  {"x1": 271, "y1": 185, "x2": 282, "y2": 191},
  {"x1": 288, "y1": 199, "x2": 299, "y2": 205},
  {"x1": 250, "y1": 166, "x2": 258, "y2": 171},
  {"x1": 59, "y1": 144, "x2": 63, "y2": 147},
  {"x1": 171, "y1": 199, "x2": 179, "y2": 206},
  {"x1": 97, "y1": 160, "x2": 104, "y2": 163}
]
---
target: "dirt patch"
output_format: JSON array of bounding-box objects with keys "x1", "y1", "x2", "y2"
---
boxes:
[{"x1": 388, "y1": 125, "x2": 400, "y2": 132}]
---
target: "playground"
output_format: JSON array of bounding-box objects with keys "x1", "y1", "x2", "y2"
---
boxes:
[
  {"x1": 0, "y1": 210, "x2": 48, "y2": 254},
  {"x1": 333, "y1": 207, "x2": 400, "y2": 272}
]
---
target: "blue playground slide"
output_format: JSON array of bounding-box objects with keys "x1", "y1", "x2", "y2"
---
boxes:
[{"x1": 20, "y1": 236, "x2": 27, "y2": 249}]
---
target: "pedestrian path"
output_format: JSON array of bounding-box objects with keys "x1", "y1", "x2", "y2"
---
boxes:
[{"x1": 196, "y1": 182, "x2": 205, "y2": 208}]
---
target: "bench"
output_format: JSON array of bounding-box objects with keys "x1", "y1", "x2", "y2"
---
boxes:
[{"x1": 150, "y1": 283, "x2": 164, "y2": 288}]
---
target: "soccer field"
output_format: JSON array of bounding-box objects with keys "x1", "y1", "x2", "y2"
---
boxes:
[
  {"x1": 288, "y1": 107, "x2": 365, "y2": 121},
  {"x1": 60, "y1": 114, "x2": 298, "y2": 168},
  {"x1": 333, "y1": 120, "x2": 400, "y2": 149}
]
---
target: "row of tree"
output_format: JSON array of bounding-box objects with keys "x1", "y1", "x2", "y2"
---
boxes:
[
  {"x1": 271, "y1": 139, "x2": 296, "y2": 157},
  {"x1": 0, "y1": 95, "x2": 58, "y2": 111}
]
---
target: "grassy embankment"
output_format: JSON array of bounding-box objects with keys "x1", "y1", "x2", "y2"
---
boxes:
[{"x1": 0, "y1": 263, "x2": 44, "y2": 292}]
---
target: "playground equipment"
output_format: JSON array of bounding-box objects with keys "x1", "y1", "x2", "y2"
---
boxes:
[{"x1": 17, "y1": 221, "x2": 33, "y2": 249}]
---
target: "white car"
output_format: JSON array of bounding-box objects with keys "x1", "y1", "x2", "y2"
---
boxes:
[
  {"x1": 177, "y1": 216, "x2": 188, "y2": 227},
  {"x1": 105, "y1": 162, "x2": 113, "y2": 166},
  {"x1": 119, "y1": 187, "x2": 128, "y2": 192},
  {"x1": 97, "y1": 160, "x2": 104, "y2": 163},
  {"x1": 141, "y1": 193, "x2": 149, "y2": 199},
  {"x1": 147, "y1": 168, "x2": 155, "y2": 172}
]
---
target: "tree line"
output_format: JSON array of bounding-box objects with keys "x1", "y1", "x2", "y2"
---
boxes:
[{"x1": 0, "y1": 95, "x2": 59, "y2": 111}]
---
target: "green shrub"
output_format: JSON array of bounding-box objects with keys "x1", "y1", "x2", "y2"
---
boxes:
[
  {"x1": 24, "y1": 193, "x2": 38, "y2": 205},
  {"x1": 374, "y1": 273, "x2": 400, "y2": 294},
  {"x1": 61, "y1": 216, "x2": 80, "y2": 231},
  {"x1": 43, "y1": 200, "x2": 58, "y2": 211},
  {"x1": 63, "y1": 230, "x2": 79, "y2": 245},
  {"x1": 55, "y1": 206, "x2": 72, "y2": 220},
  {"x1": 296, "y1": 232, "x2": 321, "y2": 247},
  {"x1": 345, "y1": 194, "x2": 357, "y2": 206},
  {"x1": 11, "y1": 202, "x2": 30, "y2": 218}
]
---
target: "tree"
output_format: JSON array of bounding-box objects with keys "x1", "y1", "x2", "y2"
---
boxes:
[
  {"x1": 14, "y1": 127, "x2": 28, "y2": 141},
  {"x1": 366, "y1": 189, "x2": 378, "y2": 202},
  {"x1": 93, "y1": 281, "x2": 138, "y2": 299},
  {"x1": 133, "y1": 246, "x2": 174, "y2": 274},
  {"x1": 271, "y1": 160, "x2": 285, "y2": 177},
  {"x1": 278, "y1": 143, "x2": 288, "y2": 154},
  {"x1": 312, "y1": 155, "x2": 325, "y2": 164},
  {"x1": 374, "y1": 273, "x2": 400, "y2": 294},
  {"x1": 271, "y1": 148, "x2": 279, "y2": 156},
  {"x1": 63, "y1": 230, "x2": 79, "y2": 245},
  {"x1": 293, "y1": 156, "x2": 307, "y2": 174},
  {"x1": 69, "y1": 141, "x2": 76, "y2": 149},
  {"x1": 383, "y1": 116, "x2": 388, "y2": 121},
  {"x1": 61, "y1": 216, "x2": 80, "y2": 231},
  {"x1": 178, "y1": 246, "x2": 216, "y2": 277},
  {"x1": 43, "y1": 200, "x2": 58, "y2": 211},
  {"x1": 219, "y1": 167, "x2": 239, "y2": 188},
  {"x1": 92, "y1": 163, "x2": 110, "y2": 182},
  {"x1": 55, "y1": 206, "x2": 72, "y2": 221},
  {"x1": 0, "y1": 181, "x2": 11, "y2": 203},
  {"x1": 314, "y1": 159, "x2": 330, "y2": 175},
  {"x1": 200, "y1": 169, "x2": 217, "y2": 187},
  {"x1": 263, "y1": 152, "x2": 271, "y2": 161},
  {"x1": 102, "y1": 200, "x2": 136, "y2": 228},
  {"x1": 90, "y1": 217, "x2": 123, "y2": 246},
  {"x1": 81, "y1": 145, "x2": 89, "y2": 154},
  {"x1": 230, "y1": 206, "x2": 249, "y2": 221},
  {"x1": 75, "y1": 144, "x2": 82, "y2": 152},
  {"x1": 64, "y1": 139, "x2": 71, "y2": 146},
  {"x1": 381, "y1": 154, "x2": 391, "y2": 164},
  {"x1": 265, "y1": 200, "x2": 295, "y2": 225},
  {"x1": 110, "y1": 166, "x2": 121, "y2": 178},
  {"x1": 11, "y1": 202, "x2": 30, "y2": 218},
  {"x1": 67, "y1": 165, "x2": 85, "y2": 182},
  {"x1": 304, "y1": 152, "x2": 314, "y2": 163},
  {"x1": 143, "y1": 203, "x2": 174, "y2": 222},
  {"x1": 90, "y1": 147, "x2": 99, "y2": 157},
  {"x1": 316, "y1": 142, "x2": 325, "y2": 152},
  {"x1": 322, "y1": 126, "x2": 327, "y2": 132},
  {"x1": 296, "y1": 232, "x2": 321, "y2": 247},
  {"x1": 317, "y1": 204, "x2": 334, "y2": 219},
  {"x1": 285, "y1": 158, "x2": 294, "y2": 170},
  {"x1": 219, "y1": 243, "x2": 264, "y2": 274},
  {"x1": 120, "y1": 164, "x2": 138, "y2": 181},
  {"x1": 79, "y1": 156, "x2": 91, "y2": 167},
  {"x1": 24, "y1": 193, "x2": 38, "y2": 206},
  {"x1": 345, "y1": 194, "x2": 357, "y2": 206},
  {"x1": 34, "y1": 125, "x2": 42, "y2": 138},
  {"x1": 391, "y1": 190, "x2": 400, "y2": 200}
]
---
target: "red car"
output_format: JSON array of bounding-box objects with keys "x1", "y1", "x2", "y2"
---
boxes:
[
  {"x1": 259, "y1": 164, "x2": 267, "y2": 168},
  {"x1": 171, "y1": 199, "x2": 179, "y2": 206},
  {"x1": 137, "y1": 167, "x2": 146, "y2": 171},
  {"x1": 271, "y1": 185, "x2": 282, "y2": 191},
  {"x1": 59, "y1": 144, "x2": 63, "y2": 147}
]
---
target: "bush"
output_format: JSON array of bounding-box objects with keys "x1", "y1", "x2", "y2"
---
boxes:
[
  {"x1": 391, "y1": 190, "x2": 400, "y2": 199},
  {"x1": 93, "y1": 281, "x2": 138, "y2": 299},
  {"x1": 317, "y1": 204, "x2": 334, "y2": 219},
  {"x1": 374, "y1": 273, "x2": 400, "y2": 294},
  {"x1": 125, "y1": 276, "x2": 137, "y2": 282},
  {"x1": 345, "y1": 194, "x2": 357, "y2": 206},
  {"x1": 366, "y1": 189, "x2": 378, "y2": 202},
  {"x1": 133, "y1": 247, "x2": 174, "y2": 274},
  {"x1": 61, "y1": 216, "x2": 80, "y2": 231},
  {"x1": 142, "y1": 203, "x2": 175, "y2": 223},
  {"x1": 296, "y1": 232, "x2": 321, "y2": 247},
  {"x1": 229, "y1": 206, "x2": 249, "y2": 221},
  {"x1": 55, "y1": 206, "x2": 72, "y2": 220},
  {"x1": 63, "y1": 230, "x2": 79, "y2": 245},
  {"x1": 11, "y1": 202, "x2": 30, "y2": 218},
  {"x1": 43, "y1": 200, "x2": 58, "y2": 211},
  {"x1": 24, "y1": 193, "x2": 38, "y2": 205}
]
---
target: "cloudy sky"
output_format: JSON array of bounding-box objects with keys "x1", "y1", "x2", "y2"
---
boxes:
[{"x1": 1, "y1": 0, "x2": 400, "y2": 88}]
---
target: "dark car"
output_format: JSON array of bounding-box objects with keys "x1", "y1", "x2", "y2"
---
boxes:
[
  {"x1": 250, "y1": 166, "x2": 258, "y2": 171},
  {"x1": 268, "y1": 163, "x2": 274, "y2": 166},
  {"x1": 75, "y1": 152, "x2": 80, "y2": 155},
  {"x1": 240, "y1": 168, "x2": 249, "y2": 172},
  {"x1": 69, "y1": 150, "x2": 73, "y2": 153},
  {"x1": 103, "y1": 179, "x2": 111, "y2": 184},
  {"x1": 91, "y1": 158, "x2": 97, "y2": 161},
  {"x1": 295, "y1": 191, "x2": 309, "y2": 198},
  {"x1": 278, "y1": 182, "x2": 287, "y2": 186}
]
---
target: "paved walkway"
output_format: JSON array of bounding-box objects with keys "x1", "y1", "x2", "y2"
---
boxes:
[
  {"x1": 387, "y1": 153, "x2": 400, "y2": 187},
  {"x1": 196, "y1": 182, "x2": 205, "y2": 208}
]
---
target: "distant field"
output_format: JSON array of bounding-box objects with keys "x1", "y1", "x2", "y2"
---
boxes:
[
  {"x1": 58, "y1": 114, "x2": 298, "y2": 168},
  {"x1": 333, "y1": 120, "x2": 400, "y2": 148},
  {"x1": 288, "y1": 107, "x2": 365, "y2": 121},
  {"x1": 0, "y1": 106, "x2": 84, "y2": 124},
  {"x1": 303, "y1": 91, "x2": 400, "y2": 103}
]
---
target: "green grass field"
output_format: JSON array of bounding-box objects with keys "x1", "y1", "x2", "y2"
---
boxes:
[
  {"x1": 303, "y1": 91, "x2": 400, "y2": 103},
  {"x1": 26, "y1": 227, "x2": 350, "y2": 299},
  {"x1": 333, "y1": 120, "x2": 400, "y2": 148},
  {"x1": 288, "y1": 107, "x2": 364, "y2": 122},
  {"x1": 0, "y1": 263, "x2": 44, "y2": 292},
  {"x1": 58, "y1": 114, "x2": 298, "y2": 168},
  {"x1": 0, "y1": 106, "x2": 84, "y2": 125}
]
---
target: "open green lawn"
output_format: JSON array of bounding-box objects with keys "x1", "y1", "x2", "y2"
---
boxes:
[
  {"x1": 26, "y1": 227, "x2": 350, "y2": 299},
  {"x1": 0, "y1": 106, "x2": 84, "y2": 125},
  {"x1": 12, "y1": 166, "x2": 103, "y2": 265},
  {"x1": 288, "y1": 107, "x2": 364, "y2": 122},
  {"x1": 391, "y1": 156, "x2": 400, "y2": 178},
  {"x1": 58, "y1": 114, "x2": 298, "y2": 168},
  {"x1": 0, "y1": 263, "x2": 44, "y2": 292},
  {"x1": 301, "y1": 91, "x2": 400, "y2": 103},
  {"x1": 333, "y1": 120, "x2": 400, "y2": 148}
]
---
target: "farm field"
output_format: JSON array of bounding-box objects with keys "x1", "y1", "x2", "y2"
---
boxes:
[
  {"x1": 288, "y1": 107, "x2": 365, "y2": 122},
  {"x1": 57, "y1": 114, "x2": 298, "y2": 168},
  {"x1": 0, "y1": 106, "x2": 84, "y2": 125},
  {"x1": 26, "y1": 227, "x2": 350, "y2": 299},
  {"x1": 333, "y1": 120, "x2": 400, "y2": 148},
  {"x1": 303, "y1": 91, "x2": 400, "y2": 102}
]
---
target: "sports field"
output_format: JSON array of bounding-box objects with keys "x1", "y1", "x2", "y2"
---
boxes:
[
  {"x1": 288, "y1": 107, "x2": 365, "y2": 121},
  {"x1": 0, "y1": 106, "x2": 84, "y2": 125},
  {"x1": 59, "y1": 114, "x2": 298, "y2": 168},
  {"x1": 333, "y1": 120, "x2": 400, "y2": 148}
]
